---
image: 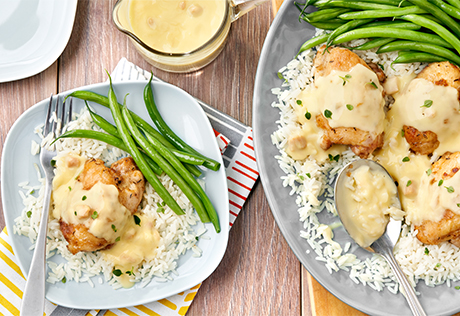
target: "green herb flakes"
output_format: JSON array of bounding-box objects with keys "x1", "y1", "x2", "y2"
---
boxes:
[
  {"x1": 328, "y1": 154, "x2": 340, "y2": 162},
  {"x1": 438, "y1": 179, "x2": 444, "y2": 186},
  {"x1": 367, "y1": 81, "x2": 378, "y2": 89},
  {"x1": 402, "y1": 156, "x2": 410, "y2": 162},
  {"x1": 111, "y1": 224, "x2": 117, "y2": 232},
  {"x1": 91, "y1": 211, "x2": 98, "y2": 219},
  {"x1": 306, "y1": 173, "x2": 311, "y2": 178},
  {"x1": 115, "y1": 236, "x2": 121, "y2": 242},
  {"x1": 82, "y1": 195, "x2": 87, "y2": 201},
  {"x1": 324, "y1": 109, "x2": 332, "y2": 119},
  {"x1": 296, "y1": 100, "x2": 302, "y2": 105},
  {"x1": 113, "y1": 269, "x2": 122, "y2": 277},
  {"x1": 421, "y1": 100, "x2": 433, "y2": 108},
  {"x1": 426, "y1": 169, "x2": 432, "y2": 176},
  {"x1": 446, "y1": 186, "x2": 455, "y2": 193},
  {"x1": 346, "y1": 104, "x2": 354, "y2": 111},
  {"x1": 425, "y1": 247, "x2": 429, "y2": 255},
  {"x1": 339, "y1": 74, "x2": 352, "y2": 85},
  {"x1": 26, "y1": 211, "x2": 32, "y2": 218},
  {"x1": 401, "y1": 129, "x2": 405, "y2": 137},
  {"x1": 62, "y1": 277, "x2": 66, "y2": 283},
  {"x1": 134, "y1": 214, "x2": 141, "y2": 226},
  {"x1": 406, "y1": 180, "x2": 412, "y2": 187},
  {"x1": 305, "y1": 111, "x2": 311, "y2": 120}
]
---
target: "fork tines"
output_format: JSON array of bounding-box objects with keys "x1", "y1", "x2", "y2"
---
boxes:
[{"x1": 45, "y1": 94, "x2": 73, "y2": 139}]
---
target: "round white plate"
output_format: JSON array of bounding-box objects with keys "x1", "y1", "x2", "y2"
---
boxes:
[
  {"x1": 2, "y1": 80, "x2": 229, "y2": 309},
  {"x1": 0, "y1": 0, "x2": 77, "y2": 83},
  {"x1": 253, "y1": 1, "x2": 460, "y2": 316}
]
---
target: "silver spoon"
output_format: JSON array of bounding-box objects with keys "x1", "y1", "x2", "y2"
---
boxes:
[{"x1": 334, "y1": 159, "x2": 427, "y2": 316}]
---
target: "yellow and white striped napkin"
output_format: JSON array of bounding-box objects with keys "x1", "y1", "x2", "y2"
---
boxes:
[{"x1": 0, "y1": 58, "x2": 258, "y2": 316}]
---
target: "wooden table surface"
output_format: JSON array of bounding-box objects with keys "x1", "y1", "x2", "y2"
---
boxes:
[{"x1": 0, "y1": 1, "x2": 366, "y2": 315}]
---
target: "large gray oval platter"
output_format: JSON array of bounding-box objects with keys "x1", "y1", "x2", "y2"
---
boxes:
[{"x1": 252, "y1": 1, "x2": 460, "y2": 315}]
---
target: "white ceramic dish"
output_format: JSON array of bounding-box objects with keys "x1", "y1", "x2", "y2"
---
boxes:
[
  {"x1": 1, "y1": 80, "x2": 229, "y2": 309},
  {"x1": 0, "y1": 0, "x2": 77, "y2": 83},
  {"x1": 253, "y1": 1, "x2": 460, "y2": 316}
]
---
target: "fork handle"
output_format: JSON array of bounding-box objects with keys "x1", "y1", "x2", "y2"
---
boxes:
[{"x1": 20, "y1": 176, "x2": 53, "y2": 316}]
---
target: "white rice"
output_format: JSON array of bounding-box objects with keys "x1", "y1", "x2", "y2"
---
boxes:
[
  {"x1": 13, "y1": 107, "x2": 207, "y2": 288},
  {"x1": 271, "y1": 40, "x2": 460, "y2": 294}
]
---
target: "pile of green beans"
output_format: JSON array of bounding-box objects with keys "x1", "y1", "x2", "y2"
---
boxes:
[
  {"x1": 59, "y1": 76, "x2": 222, "y2": 233},
  {"x1": 296, "y1": 0, "x2": 460, "y2": 66}
]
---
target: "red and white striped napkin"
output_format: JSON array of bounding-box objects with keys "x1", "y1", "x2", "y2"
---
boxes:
[{"x1": 0, "y1": 58, "x2": 258, "y2": 316}]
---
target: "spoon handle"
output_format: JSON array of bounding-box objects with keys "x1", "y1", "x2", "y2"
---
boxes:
[{"x1": 382, "y1": 251, "x2": 427, "y2": 316}]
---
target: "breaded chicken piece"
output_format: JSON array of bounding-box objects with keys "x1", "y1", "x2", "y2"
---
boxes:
[
  {"x1": 404, "y1": 62, "x2": 460, "y2": 155},
  {"x1": 314, "y1": 46, "x2": 385, "y2": 158},
  {"x1": 111, "y1": 157, "x2": 145, "y2": 214},
  {"x1": 415, "y1": 152, "x2": 460, "y2": 246},
  {"x1": 316, "y1": 114, "x2": 384, "y2": 158},
  {"x1": 60, "y1": 157, "x2": 145, "y2": 254}
]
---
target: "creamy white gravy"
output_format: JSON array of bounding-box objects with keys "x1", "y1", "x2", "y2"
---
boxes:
[
  {"x1": 287, "y1": 63, "x2": 385, "y2": 162},
  {"x1": 375, "y1": 76, "x2": 460, "y2": 225},
  {"x1": 129, "y1": 0, "x2": 226, "y2": 54},
  {"x1": 52, "y1": 153, "x2": 130, "y2": 243},
  {"x1": 340, "y1": 165, "x2": 403, "y2": 248}
]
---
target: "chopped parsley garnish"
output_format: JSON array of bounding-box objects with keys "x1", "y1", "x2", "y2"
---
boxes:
[
  {"x1": 296, "y1": 100, "x2": 302, "y2": 105},
  {"x1": 29, "y1": 189, "x2": 35, "y2": 194},
  {"x1": 446, "y1": 186, "x2": 455, "y2": 193},
  {"x1": 346, "y1": 104, "x2": 354, "y2": 111},
  {"x1": 455, "y1": 286, "x2": 460, "y2": 290},
  {"x1": 82, "y1": 195, "x2": 87, "y2": 201},
  {"x1": 425, "y1": 247, "x2": 429, "y2": 255},
  {"x1": 50, "y1": 160, "x2": 56, "y2": 167},
  {"x1": 68, "y1": 186, "x2": 72, "y2": 191},
  {"x1": 277, "y1": 72, "x2": 285, "y2": 81},
  {"x1": 27, "y1": 211, "x2": 32, "y2": 218},
  {"x1": 378, "y1": 63, "x2": 384, "y2": 71},
  {"x1": 74, "y1": 211, "x2": 77, "y2": 216},
  {"x1": 305, "y1": 111, "x2": 311, "y2": 120},
  {"x1": 306, "y1": 173, "x2": 311, "y2": 178},
  {"x1": 401, "y1": 129, "x2": 405, "y2": 137},
  {"x1": 113, "y1": 269, "x2": 122, "y2": 277},
  {"x1": 438, "y1": 179, "x2": 444, "y2": 186},
  {"x1": 62, "y1": 277, "x2": 66, "y2": 284},
  {"x1": 115, "y1": 236, "x2": 121, "y2": 242},
  {"x1": 111, "y1": 224, "x2": 117, "y2": 232},
  {"x1": 367, "y1": 81, "x2": 378, "y2": 89},
  {"x1": 328, "y1": 154, "x2": 340, "y2": 162},
  {"x1": 91, "y1": 211, "x2": 98, "y2": 219},
  {"x1": 421, "y1": 100, "x2": 433, "y2": 108},
  {"x1": 134, "y1": 214, "x2": 141, "y2": 226},
  {"x1": 436, "y1": 263, "x2": 441, "y2": 268},
  {"x1": 339, "y1": 74, "x2": 352, "y2": 85},
  {"x1": 457, "y1": 203, "x2": 460, "y2": 208},
  {"x1": 157, "y1": 207, "x2": 165, "y2": 213},
  {"x1": 426, "y1": 169, "x2": 432, "y2": 176},
  {"x1": 406, "y1": 180, "x2": 412, "y2": 187},
  {"x1": 126, "y1": 267, "x2": 134, "y2": 276},
  {"x1": 299, "y1": 175, "x2": 305, "y2": 181},
  {"x1": 324, "y1": 109, "x2": 332, "y2": 119},
  {"x1": 402, "y1": 156, "x2": 410, "y2": 162}
]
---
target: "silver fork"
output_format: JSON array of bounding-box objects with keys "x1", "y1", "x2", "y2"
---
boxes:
[{"x1": 20, "y1": 95, "x2": 72, "y2": 316}]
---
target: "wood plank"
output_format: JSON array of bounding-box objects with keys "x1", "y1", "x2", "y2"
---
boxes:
[{"x1": 0, "y1": 62, "x2": 58, "y2": 230}]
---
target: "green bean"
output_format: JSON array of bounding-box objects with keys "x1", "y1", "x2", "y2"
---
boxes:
[
  {"x1": 302, "y1": 8, "x2": 351, "y2": 22},
  {"x1": 326, "y1": 19, "x2": 373, "y2": 47},
  {"x1": 54, "y1": 129, "x2": 163, "y2": 176},
  {"x1": 66, "y1": 90, "x2": 203, "y2": 176},
  {"x1": 362, "y1": 21, "x2": 421, "y2": 29},
  {"x1": 298, "y1": 33, "x2": 329, "y2": 54},
  {"x1": 142, "y1": 127, "x2": 221, "y2": 233},
  {"x1": 332, "y1": 27, "x2": 453, "y2": 49},
  {"x1": 317, "y1": 0, "x2": 410, "y2": 5},
  {"x1": 376, "y1": 40, "x2": 460, "y2": 66},
  {"x1": 315, "y1": 0, "x2": 397, "y2": 10},
  {"x1": 308, "y1": 21, "x2": 346, "y2": 30},
  {"x1": 143, "y1": 75, "x2": 221, "y2": 172},
  {"x1": 295, "y1": 0, "x2": 319, "y2": 22},
  {"x1": 407, "y1": 0, "x2": 460, "y2": 38},
  {"x1": 427, "y1": 0, "x2": 460, "y2": 21},
  {"x1": 107, "y1": 75, "x2": 184, "y2": 216},
  {"x1": 65, "y1": 90, "x2": 173, "y2": 149},
  {"x1": 338, "y1": 6, "x2": 426, "y2": 20},
  {"x1": 446, "y1": 0, "x2": 460, "y2": 9},
  {"x1": 393, "y1": 51, "x2": 448, "y2": 64},
  {"x1": 121, "y1": 105, "x2": 210, "y2": 224},
  {"x1": 86, "y1": 101, "x2": 206, "y2": 166},
  {"x1": 400, "y1": 14, "x2": 460, "y2": 54},
  {"x1": 348, "y1": 38, "x2": 395, "y2": 50}
]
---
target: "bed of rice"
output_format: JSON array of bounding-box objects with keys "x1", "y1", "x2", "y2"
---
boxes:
[
  {"x1": 13, "y1": 107, "x2": 207, "y2": 289},
  {"x1": 270, "y1": 38, "x2": 460, "y2": 294}
]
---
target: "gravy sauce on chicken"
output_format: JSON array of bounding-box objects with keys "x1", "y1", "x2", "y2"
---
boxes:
[
  {"x1": 288, "y1": 47, "x2": 385, "y2": 161},
  {"x1": 52, "y1": 153, "x2": 130, "y2": 244}
]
